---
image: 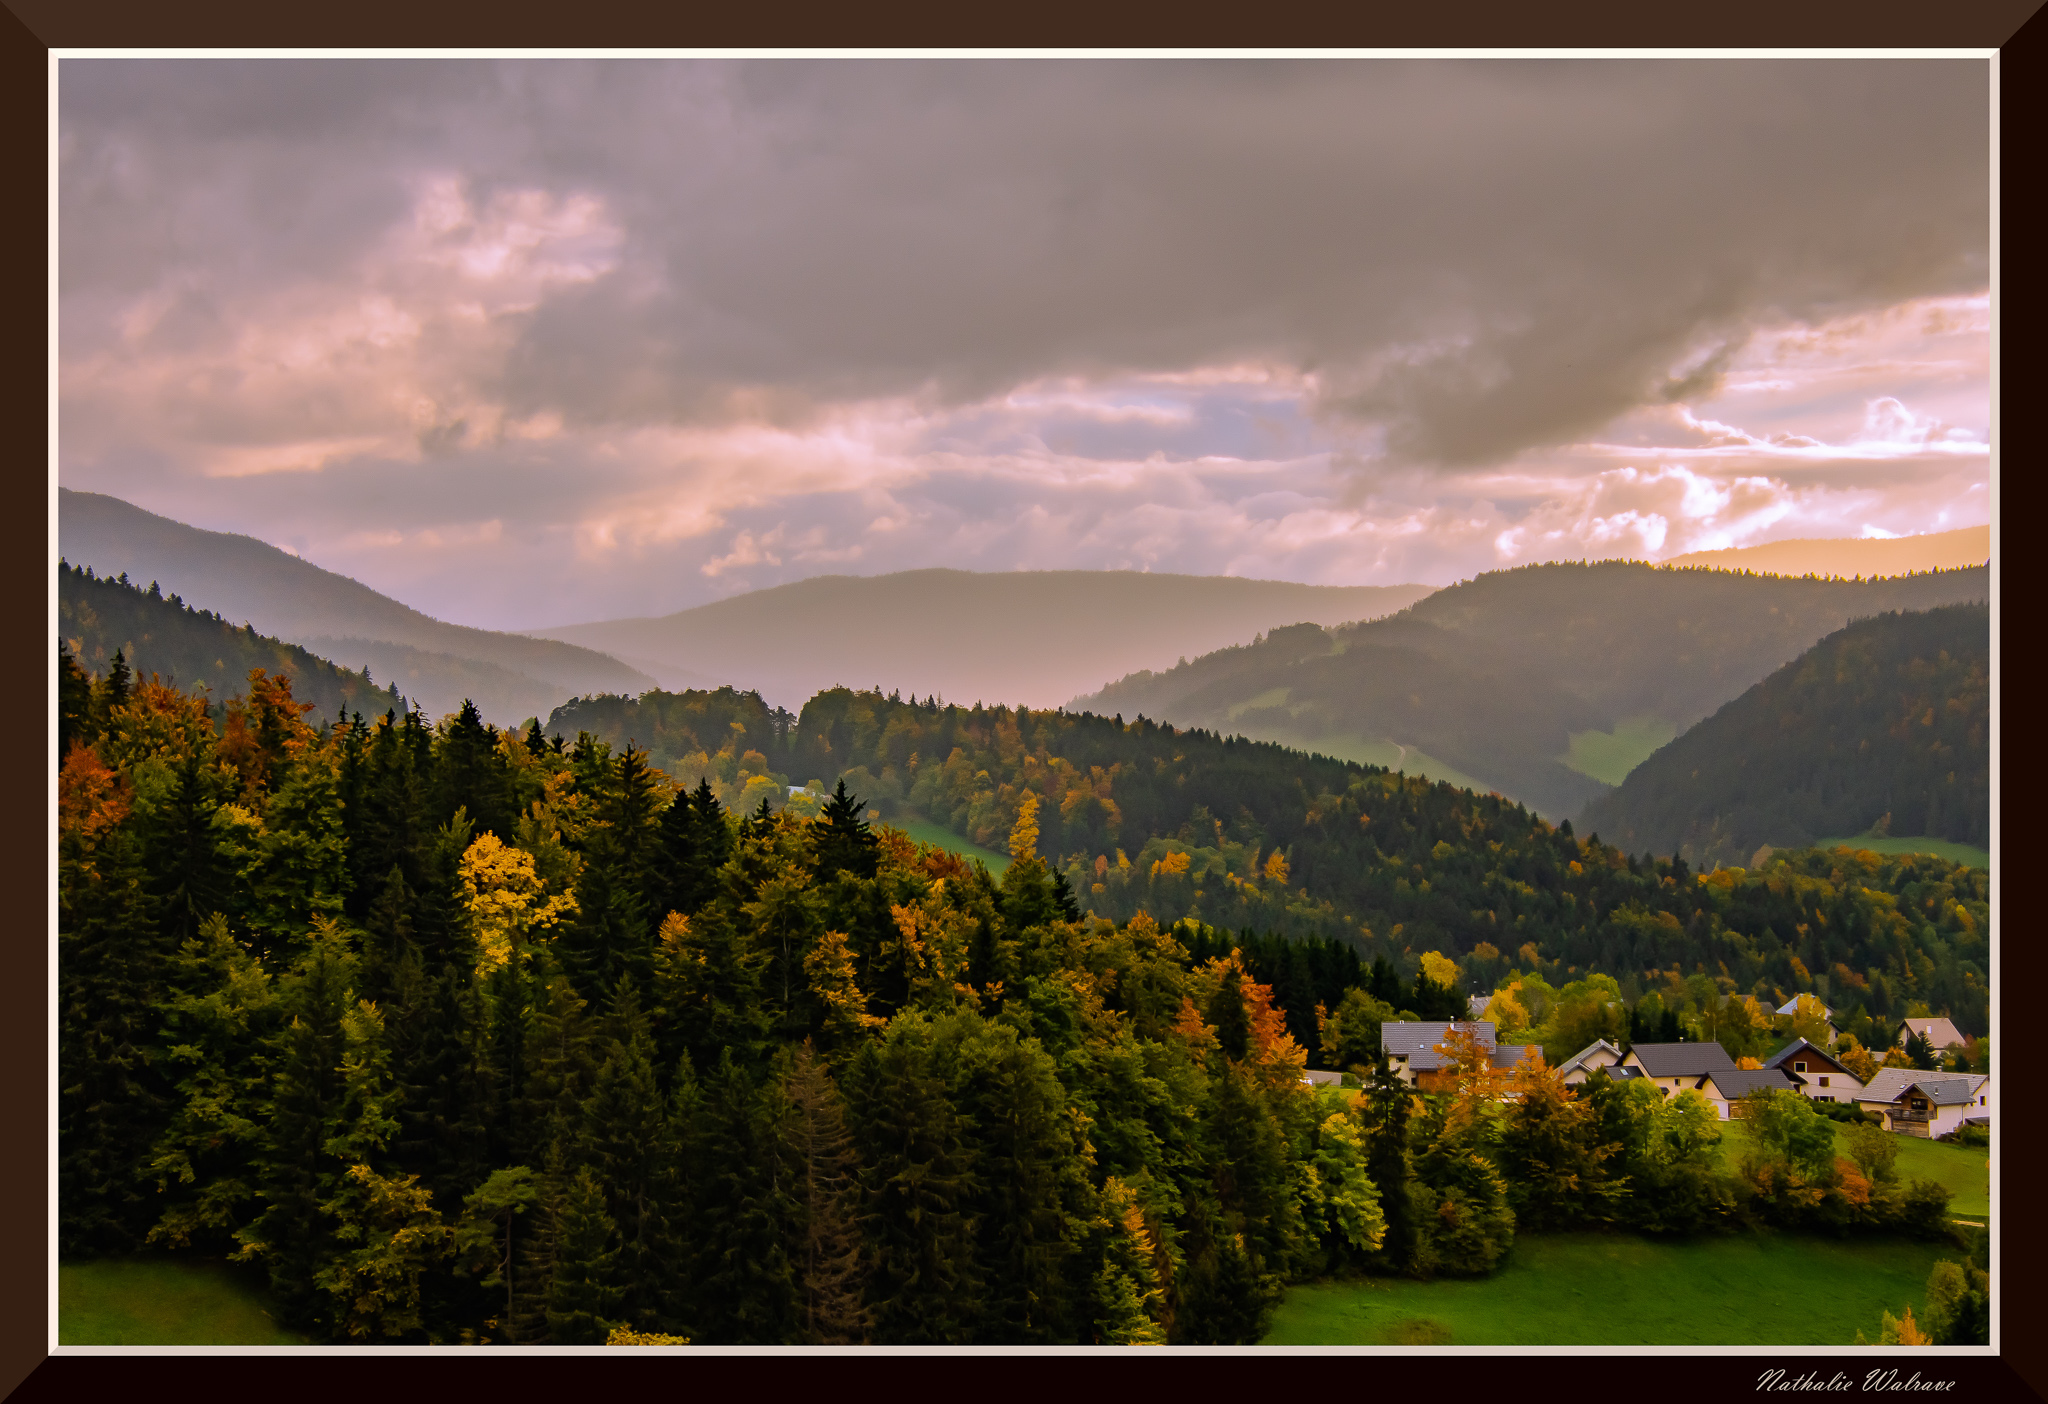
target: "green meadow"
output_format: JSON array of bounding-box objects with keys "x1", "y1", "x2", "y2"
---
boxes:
[
  {"x1": 1710, "y1": 1119, "x2": 1989, "y2": 1220},
  {"x1": 1264, "y1": 1231, "x2": 1956, "y2": 1346},
  {"x1": 883, "y1": 814, "x2": 1012, "y2": 873},
  {"x1": 1812, "y1": 836, "x2": 1989, "y2": 870},
  {"x1": 59, "y1": 1258, "x2": 305, "y2": 1346},
  {"x1": 1562, "y1": 714, "x2": 1678, "y2": 786}
]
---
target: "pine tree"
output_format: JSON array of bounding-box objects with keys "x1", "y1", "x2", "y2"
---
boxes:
[
  {"x1": 786, "y1": 1042, "x2": 872, "y2": 1344},
  {"x1": 546, "y1": 1168, "x2": 625, "y2": 1344},
  {"x1": 1206, "y1": 966, "x2": 1251, "y2": 1063},
  {"x1": 577, "y1": 988, "x2": 686, "y2": 1335},
  {"x1": 814, "y1": 780, "x2": 879, "y2": 881},
  {"x1": 844, "y1": 1017, "x2": 982, "y2": 1343},
  {"x1": 688, "y1": 1050, "x2": 801, "y2": 1343},
  {"x1": 58, "y1": 741, "x2": 169, "y2": 1255}
]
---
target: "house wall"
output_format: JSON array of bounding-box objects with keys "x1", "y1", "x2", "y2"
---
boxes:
[{"x1": 1790, "y1": 1067, "x2": 1863, "y2": 1103}]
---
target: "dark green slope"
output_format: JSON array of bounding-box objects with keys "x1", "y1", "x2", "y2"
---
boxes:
[
  {"x1": 61, "y1": 562, "x2": 411, "y2": 724},
  {"x1": 1077, "y1": 560, "x2": 1989, "y2": 818},
  {"x1": 1576, "y1": 604, "x2": 1989, "y2": 870},
  {"x1": 58, "y1": 488, "x2": 654, "y2": 724}
]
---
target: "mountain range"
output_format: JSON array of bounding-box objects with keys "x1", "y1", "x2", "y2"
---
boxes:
[
  {"x1": 1072, "y1": 560, "x2": 1989, "y2": 819},
  {"x1": 525, "y1": 569, "x2": 1434, "y2": 712},
  {"x1": 1576, "y1": 603, "x2": 1989, "y2": 869},
  {"x1": 58, "y1": 489, "x2": 655, "y2": 726}
]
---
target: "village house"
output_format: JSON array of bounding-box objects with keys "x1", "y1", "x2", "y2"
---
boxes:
[
  {"x1": 1692, "y1": 1065, "x2": 1801, "y2": 1120},
  {"x1": 1854, "y1": 1068, "x2": 1991, "y2": 1138},
  {"x1": 1554, "y1": 1038, "x2": 1628, "y2": 1085},
  {"x1": 1773, "y1": 996, "x2": 1841, "y2": 1044},
  {"x1": 1761, "y1": 1037, "x2": 1865, "y2": 1104},
  {"x1": 1619, "y1": 1040, "x2": 1738, "y2": 1096},
  {"x1": 1896, "y1": 1016, "x2": 1967, "y2": 1052},
  {"x1": 1380, "y1": 1021, "x2": 1539, "y2": 1090}
]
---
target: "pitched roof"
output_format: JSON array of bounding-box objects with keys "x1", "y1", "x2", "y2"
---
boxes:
[
  {"x1": 1775, "y1": 997, "x2": 1835, "y2": 1019},
  {"x1": 1382, "y1": 1021, "x2": 1496, "y2": 1071},
  {"x1": 1468, "y1": 994, "x2": 1492, "y2": 1020},
  {"x1": 1556, "y1": 1038, "x2": 1625, "y2": 1076},
  {"x1": 1301, "y1": 1069, "x2": 1344, "y2": 1087},
  {"x1": 1490, "y1": 1044, "x2": 1539, "y2": 1071},
  {"x1": 1857, "y1": 1069, "x2": 1987, "y2": 1104},
  {"x1": 1627, "y1": 1041, "x2": 1737, "y2": 1078},
  {"x1": 1762, "y1": 1038, "x2": 1852, "y2": 1077},
  {"x1": 1700, "y1": 1067, "x2": 1799, "y2": 1099},
  {"x1": 1898, "y1": 1017, "x2": 1966, "y2": 1050}
]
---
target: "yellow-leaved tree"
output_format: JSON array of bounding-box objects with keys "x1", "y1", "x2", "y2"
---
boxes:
[
  {"x1": 461, "y1": 833, "x2": 578, "y2": 975},
  {"x1": 1009, "y1": 792, "x2": 1040, "y2": 860},
  {"x1": 1419, "y1": 951, "x2": 1462, "y2": 993},
  {"x1": 1263, "y1": 849, "x2": 1290, "y2": 885}
]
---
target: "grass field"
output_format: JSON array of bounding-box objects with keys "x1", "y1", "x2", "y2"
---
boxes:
[
  {"x1": 883, "y1": 814, "x2": 1012, "y2": 873},
  {"x1": 1812, "y1": 836, "x2": 1990, "y2": 870},
  {"x1": 1264, "y1": 1231, "x2": 1957, "y2": 1346},
  {"x1": 60, "y1": 1258, "x2": 305, "y2": 1345},
  {"x1": 1561, "y1": 714, "x2": 1678, "y2": 786},
  {"x1": 1711, "y1": 1119, "x2": 1989, "y2": 1219}
]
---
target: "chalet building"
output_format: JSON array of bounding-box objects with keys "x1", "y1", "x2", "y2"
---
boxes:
[
  {"x1": 1693, "y1": 1066, "x2": 1800, "y2": 1120},
  {"x1": 1761, "y1": 1037, "x2": 1864, "y2": 1103},
  {"x1": 1554, "y1": 1038, "x2": 1627, "y2": 1085},
  {"x1": 1854, "y1": 1068, "x2": 1992, "y2": 1138},
  {"x1": 1896, "y1": 1017, "x2": 1967, "y2": 1052},
  {"x1": 1619, "y1": 1040, "x2": 1738, "y2": 1095},
  {"x1": 1380, "y1": 1021, "x2": 1539, "y2": 1090}
]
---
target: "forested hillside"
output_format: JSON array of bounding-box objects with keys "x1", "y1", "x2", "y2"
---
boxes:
[
  {"x1": 1074, "y1": 562, "x2": 1989, "y2": 818},
  {"x1": 62, "y1": 562, "x2": 409, "y2": 724},
  {"x1": 59, "y1": 659, "x2": 1973, "y2": 1346},
  {"x1": 59, "y1": 488, "x2": 653, "y2": 724},
  {"x1": 1577, "y1": 606, "x2": 1988, "y2": 870},
  {"x1": 553, "y1": 684, "x2": 1988, "y2": 1038}
]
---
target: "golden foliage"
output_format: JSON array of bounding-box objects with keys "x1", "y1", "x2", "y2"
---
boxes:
[
  {"x1": 1009, "y1": 791, "x2": 1041, "y2": 859},
  {"x1": 460, "y1": 832, "x2": 577, "y2": 975}
]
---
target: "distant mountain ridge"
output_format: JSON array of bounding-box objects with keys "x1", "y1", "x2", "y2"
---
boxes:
[
  {"x1": 61, "y1": 561, "x2": 413, "y2": 724},
  {"x1": 1073, "y1": 560, "x2": 1989, "y2": 819},
  {"x1": 1660, "y1": 525, "x2": 1989, "y2": 579},
  {"x1": 1575, "y1": 604, "x2": 1989, "y2": 869},
  {"x1": 527, "y1": 568, "x2": 1435, "y2": 712},
  {"x1": 58, "y1": 488, "x2": 654, "y2": 725}
]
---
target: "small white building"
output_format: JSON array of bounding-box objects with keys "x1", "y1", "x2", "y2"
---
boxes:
[
  {"x1": 1761, "y1": 1037, "x2": 1864, "y2": 1104},
  {"x1": 1896, "y1": 1017, "x2": 1968, "y2": 1052},
  {"x1": 1619, "y1": 1041, "x2": 1738, "y2": 1096},
  {"x1": 1853, "y1": 1069, "x2": 1990, "y2": 1138},
  {"x1": 1554, "y1": 1038, "x2": 1627, "y2": 1086},
  {"x1": 1693, "y1": 1066, "x2": 1801, "y2": 1121}
]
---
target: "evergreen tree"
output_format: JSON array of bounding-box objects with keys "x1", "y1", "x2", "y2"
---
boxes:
[
  {"x1": 786, "y1": 1042, "x2": 872, "y2": 1344},
  {"x1": 814, "y1": 780, "x2": 879, "y2": 881},
  {"x1": 844, "y1": 1016, "x2": 982, "y2": 1343},
  {"x1": 546, "y1": 1168, "x2": 625, "y2": 1344}
]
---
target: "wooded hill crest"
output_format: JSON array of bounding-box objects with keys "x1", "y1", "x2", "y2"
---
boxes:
[{"x1": 1072, "y1": 561, "x2": 1989, "y2": 819}]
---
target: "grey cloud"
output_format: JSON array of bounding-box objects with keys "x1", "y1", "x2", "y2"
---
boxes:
[{"x1": 61, "y1": 57, "x2": 1987, "y2": 469}]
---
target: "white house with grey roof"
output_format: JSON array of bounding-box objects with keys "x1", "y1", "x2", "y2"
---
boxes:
[
  {"x1": 1619, "y1": 1040, "x2": 1738, "y2": 1094},
  {"x1": 1692, "y1": 1065, "x2": 1801, "y2": 1120},
  {"x1": 1854, "y1": 1068, "x2": 1991, "y2": 1138},
  {"x1": 1761, "y1": 1037, "x2": 1864, "y2": 1104},
  {"x1": 1380, "y1": 1021, "x2": 1539, "y2": 1089},
  {"x1": 1554, "y1": 1038, "x2": 1627, "y2": 1085},
  {"x1": 1896, "y1": 1017, "x2": 1967, "y2": 1052}
]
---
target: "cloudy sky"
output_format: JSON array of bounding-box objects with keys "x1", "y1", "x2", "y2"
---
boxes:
[{"x1": 58, "y1": 58, "x2": 1992, "y2": 631}]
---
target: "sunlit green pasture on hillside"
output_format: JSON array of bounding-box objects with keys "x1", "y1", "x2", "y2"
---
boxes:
[
  {"x1": 883, "y1": 814, "x2": 1012, "y2": 873},
  {"x1": 1264, "y1": 1231, "x2": 1955, "y2": 1346},
  {"x1": 60, "y1": 1258, "x2": 304, "y2": 1345},
  {"x1": 1812, "y1": 836, "x2": 1989, "y2": 870},
  {"x1": 1561, "y1": 714, "x2": 1677, "y2": 786}
]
